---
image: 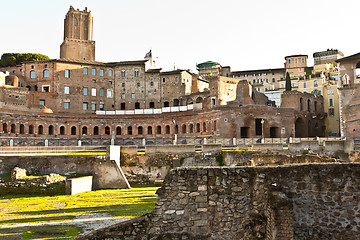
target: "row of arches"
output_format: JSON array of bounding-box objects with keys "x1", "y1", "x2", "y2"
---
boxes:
[{"x1": 0, "y1": 120, "x2": 218, "y2": 137}]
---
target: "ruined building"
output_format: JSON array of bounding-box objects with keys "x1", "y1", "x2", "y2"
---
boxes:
[{"x1": 0, "y1": 6, "x2": 326, "y2": 146}]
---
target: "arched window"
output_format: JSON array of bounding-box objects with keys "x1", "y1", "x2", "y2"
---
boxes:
[
  {"x1": 175, "y1": 124, "x2": 178, "y2": 134},
  {"x1": 82, "y1": 126, "x2": 87, "y2": 135},
  {"x1": 38, "y1": 125, "x2": 43, "y2": 135},
  {"x1": 196, "y1": 123, "x2": 201, "y2": 133},
  {"x1": 127, "y1": 126, "x2": 132, "y2": 135},
  {"x1": 173, "y1": 99, "x2": 180, "y2": 106},
  {"x1": 190, "y1": 124, "x2": 194, "y2": 133},
  {"x1": 149, "y1": 102, "x2": 155, "y2": 108},
  {"x1": 105, "y1": 126, "x2": 110, "y2": 135},
  {"x1": 48, "y1": 125, "x2": 54, "y2": 135},
  {"x1": 135, "y1": 102, "x2": 140, "y2": 109},
  {"x1": 11, "y1": 124, "x2": 15, "y2": 134},
  {"x1": 116, "y1": 126, "x2": 121, "y2": 135},
  {"x1": 196, "y1": 97, "x2": 203, "y2": 103},
  {"x1": 60, "y1": 126, "x2": 65, "y2": 135},
  {"x1": 307, "y1": 99, "x2": 311, "y2": 112},
  {"x1": 203, "y1": 122, "x2": 206, "y2": 132},
  {"x1": 2, "y1": 123, "x2": 7, "y2": 133},
  {"x1": 164, "y1": 101, "x2": 169, "y2": 107},
  {"x1": 182, "y1": 124, "x2": 187, "y2": 133},
  {"x1": 29, "y1": 125, "x2": 34, "y2": 134},
  {"x1": 19, "y1": 124, "x2": 25, "y2": 134},
  {"x1": 30, "y1": 71, "x2": 35, "y2": 79},
  {"x1": 71, "y1": 126, "x2": 76, "y2": 135},
  {"x1": 138, "y1": 126, "x2": 143, "y2": 135},
  {"x1": 93, "y1": 126, "x2": 99, "y2": 135},
  {"x1": 300, "y1": 98, "x2": 303, "y2": 111},
  {"x1": 214, "y1": 120, "x2": 217, "y2": 131},
  {"x1": 157, "y1": 126, "x2": 161, "y2": 134},
  {"x1": 165, "y1": 125, "x2": 170, "y2": 134},
  {"x1": 43, "y1": 70, "x2": 49, "y2": 78},
  {"x1": 147, "y1": 126, "x2": 153, "y2": 135}
]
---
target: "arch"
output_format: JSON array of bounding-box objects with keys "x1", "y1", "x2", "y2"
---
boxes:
[
  {"x1": 105, "y1": 126, "x2": 110, "y2": 135},
  {"x1": 182, "y1": 124, "x2": 187, "y2": 134},
  {"x1": 190, "y1": 124, "x2": 194, "y2": 133},
  {"x1": 165, "y1": 125, "x2": 170, "y2": 134},
  {"x1": 93, "y1": 126, "x2": 99, "y2": 135},
  {"x1": 19, "y1": 124, "x2": 25, "y2": 134},
  {"x1": 300, "y1": 98, "x2": 303, "y2": 111},
  {"x1": 307, "y1": 99, "x2": 311, "y2": 112},
  {"x1": 156, "y1": 125, "x2": 161, "y2": 134},
  {"x1": 164, "y1": 101, "x2": 169, "y2": 107},
  {"x1": 48, "y1": 125, "x2": 54, "y2": 135},
  {"x1": 82, "y1": 126, "x2": 87, "y2": 135},
  {"x1": 138, "y1": 126, "x2": 143, "y2": 135},
  {"x1": 147, "y1": 126, "x2": 153, "y2": 135},
  {"x1": 295, "y1": 118, "x2": 306, "y2": 138},
  {"x1": 203, "y1": 122, "x2": 206, "y2": 132},
  {"x1": 2, "y1": 123, "x2": 7, "y2": 133},
  {"x1": 173, "y1": 99, "x2": 180, "y2": 106},
  {"x1": 60, "y1": 126, "x2": 65, "y2": 135},
  {"x1": 135, "y1": 102, "x2": 140, "y2": 109},
  {"x1": 71, "y1": 126, "x2": 76, "y2": 135},
  {"x1": 196, "y1": 123, "x2": 201, "y2": 133},
  {"x1": 43, "y1": 69, "x2": 49, "y2": 78},
  {"x1": 186, "y1": 99, "x2": 194, "y2": 105},
  {"x1": 38, "y1": 125, "x2": 43, "y2": 135},
  {"x1": 175, "y1": 124, "x2": 179, "y2": 134},
  {"x1": 196, "y1": 97, "x2": 203, "y2": 103},
  {"x1": 29, "y1": 125, "x2": 34, "y2": 134},
  {"x1": 127, "y1": 126, "x2": 132, "y2": 135},
  {"x1": 116, "y1": 126, "x2": 121, "y2": 135},
  {"x1": 10, "y1": 124, "x2": 15, "y2": 134}
]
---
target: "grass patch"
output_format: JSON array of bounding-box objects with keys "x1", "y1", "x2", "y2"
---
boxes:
[{"x1": 0, "y1": 186, "x2": 159, "y2": 224}]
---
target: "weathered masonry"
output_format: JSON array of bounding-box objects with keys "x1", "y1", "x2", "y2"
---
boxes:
[{"x1": 79, "y1": 164, "x2": 360, "y2": 240}]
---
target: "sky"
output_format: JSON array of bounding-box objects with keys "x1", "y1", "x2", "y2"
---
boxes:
[{"x1": 0, "y1": 0, "x2": 359, "y2": 72}]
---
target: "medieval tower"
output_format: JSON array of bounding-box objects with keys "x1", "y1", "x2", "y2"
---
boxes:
[{"x1": 60, "y1": 6, "x2": 95, "y2": 61}]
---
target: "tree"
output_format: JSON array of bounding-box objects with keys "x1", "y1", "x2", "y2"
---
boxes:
[
  {"x1": 0, "y1": 53, "x2": 50, "y2": 67},
  {"x1": 285, "y1": 72, "x2": 292, "y2": 91}
]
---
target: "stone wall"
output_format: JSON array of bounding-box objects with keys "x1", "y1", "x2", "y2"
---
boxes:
[{"x1": 78, "y1": 163, "x2": 360, "y2": 240}]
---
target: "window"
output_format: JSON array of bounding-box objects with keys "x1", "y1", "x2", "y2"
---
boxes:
[
  {"x1": 162, "y1": 78, "x2": 165, "y2": 83},
  {"x1": 91, "y1": 103, "x2": 96, "y2": 111},
  {"x1": 164, "y1": 101, "x2": 169, "y2": 107},
  {"x1": 156, "y1": 126, "x2": 161, "y2": 134},
  {"x1": 30, "y1": 71, "x2": 35, "y2": 79},
  {"x1": 182, "y1": 124, "x2": 186, "y2": 133},
  {"x1": 99, "y1": 103, "x2": 104, "y2": 110},
  {"x1": 38, "y1": 125, "x2": 43, "y2": 135},
  {"x1": 272, "y1": 78, "x2": 275, "y2": 83},
  {"x1": 150, "y1": 81, "x2": 154, "y2": 86},
  {"x1": 83, "y1": 102, "x2": 88, "y2": 110},
  {"x1": 303, "y1": 82, "x2": 307, "y2": 88},
  {"x1": 91, "y1": 88, "x2": 97, "y2": 96},
  {"x1": 122, "y1": 83, "x2": 125, "y2": 87},
  {"x1": 100, "y1": 69, "x2": 104, "y2": 76},
  {"x1": 148, "y1": 91, "x2": 152, "y2": 96},
  {"x1": 64, "y1": 86, "x2": 70, "y2": 94},
  {"x1": 121, "y1": 103, "x2": 125, "y2": 110},
  {"x1": 137, "y1": 82, "x2": 140, "y2": 87},
  {"x1": 135, "y1": 102, "x2": 140, "y2": 109},
  {"x1": 121, "y1": 70, "x2": 125, "y2": 77},
  {"x1": 127, "y1": 126, "x2": 132, "y2": 135},
  {"x1": 65, "y1": 69, "x2": 70, "y2": 78},
  {"x1": 138, "y1": 126, "x2": 143, "y2": 135},
  {"x1": 134, "y1": 70, "x2": 139, "y2": 77},
  {"x1": 116, "y1": 126, "x2": 121, "y2": 135},
  {"x1": 92, "y1": 68, "x2": 96, "y2": 75},
  {"x1": 11, "y1": 124, "x2": 15, "y2": 134},
  {"x1": 329, "y1": 108, "x2": 335, "y2": 116},
  {"x1": 71, "y1": 126, "x2": 76, "y2": 135},
  {"x1": 107, "y1": 89, "x2": 113, "y2": 98},
  {"x1": 42, "y1": 85, "x2": 50, "y2": 92},
  {"x1": 190, "y1": 124, "x2": 194, "y2": 133},
  {"x1": 288, "y1": 59, "x2": 291, "y2": 64},
  {"x1": 83, "y1": 87, "x2": 88, "y2": 96},
  {"x1": 314, "y1": 80, "x2": 318, "y2": 87},
  {"x1": 64, "y1": 102, "x2": 70, "y2": 109},
  {"x1": 28, "y1": 125, "x2": 34, "y2": 134},
  {"x1": 329, "y1": 98, "x2": 334, "y2": 107},
  {"x1": 108, "y1": 70, "x2": 113, "y2": 76},
  {"x1": 60, "y1": 126, "x2": 65, "y2": 135},
  {"x1": 108, "y1": 81, "x2": 112, "y2": 85},
  {"x1": 176, "y1": 77, "x2": 178, "y2": 82},
  {"x1": 149, "y1": 102, "x2": 155, "y2": 108},
  {"x1": 40, "y1": 99, "x2": 45, "y2": 106},
  {"x1": 43, "y1": 70, "x2": 49, "y2": 78},
  {"x1": 147, "y1": 126, "x2": 153, "y2": 135},
  {"x1": 121, "y1": 94, "x2": 125, "y2": 99},
  {"x1": 82, "y1": 127, "x2": 87, "y2": 135},
  {"x1": 131, "y1": 93, "x2": 135, "y2": 99},
  {"x1": 20, "y1": 124, "x2": 24, "y2": 134},
  {"x1": 99, "y1": 88, "x2": 104, "y2": 97},
  {"x1": 196, "y1": 123, "x2": 201, "y2": 133},
  {"x1": 92, "y1": 79, "x2": 96, "y2": 83},
  {"x1": 83, "y1": 67, "x2": 88, "y2": 75}
]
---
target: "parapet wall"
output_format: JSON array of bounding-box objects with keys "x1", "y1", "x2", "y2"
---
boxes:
[{"x1": 79, "y1": 163, "x2": 360, "y2": 240}]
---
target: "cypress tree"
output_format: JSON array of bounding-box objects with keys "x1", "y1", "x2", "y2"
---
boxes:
[{"x1": 285, "y1": 72, "x2": 292, "y2": 91}]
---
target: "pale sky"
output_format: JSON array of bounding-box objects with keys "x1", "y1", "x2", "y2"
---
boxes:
[{"x1": 0, "y1": 0, "x2": 358, "y2": 72}]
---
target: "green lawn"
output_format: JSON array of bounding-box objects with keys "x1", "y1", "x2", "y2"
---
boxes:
[{"x1": 0, "y1": 186, "x2": 159, "y2": 239}]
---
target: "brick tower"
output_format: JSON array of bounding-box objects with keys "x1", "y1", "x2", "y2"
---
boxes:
[{"x1": 60, "y1": 6, "x2": 95, "y2": 61}]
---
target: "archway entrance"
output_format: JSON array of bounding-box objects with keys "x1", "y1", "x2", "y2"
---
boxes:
[{"x1": 295, "y1": 118, "x2": 306, "y2": 137}]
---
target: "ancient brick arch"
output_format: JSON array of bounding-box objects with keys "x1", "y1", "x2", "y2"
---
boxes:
[{"x1": 295, "y1": 117, "x2": 306, "y2": 138}]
